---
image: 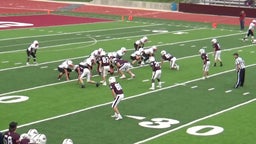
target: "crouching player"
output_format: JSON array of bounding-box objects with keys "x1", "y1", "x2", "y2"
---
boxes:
[
  {"x1": 149, "y1": 56, "x2": 162, "y2": 90},
  {"x1": 160, "y1": 50, "x2": 179, "y2": 70},
  {"x1": 75, "y1": 58, "x2": 100, "y2": 88},
  {"x1": 109, "y1": 76, "x2": 124, "y2": 120},
  {"x1": 57, "y1": 59, "x2": 74, "y2": 81},
  {"x1": 112, "y1": 58, "x2": 135, "y2": 79}
]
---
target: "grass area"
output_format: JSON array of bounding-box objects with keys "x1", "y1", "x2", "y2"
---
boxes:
[{"x1": 0, "y1": 12, "x2": 255, "y2": 144}]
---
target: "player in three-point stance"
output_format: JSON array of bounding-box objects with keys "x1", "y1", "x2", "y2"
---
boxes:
[
  {"x1": 233, "y1": 53, "x2": 246, "y2": 88},
  {"x1": 57, "y1": 59, "x2": 74, "y2": 81},
  {"x1": 75, "y1": 57, "x2": 99, "y2": 88},
  {"x1": 199, "y1": 48, "x2": 210, "y2": 80},
  {"x1": 109, "y1": 76, "x2": 124, "y2": 120},
  {"x1": 211, "y1": 38, "x2": 223, "y2": 67},
  {"x1": 149, "y1": 56, "x2": 162, "y2": 90},
  {"x1": 134, "y1": 36, "x2": 148, "y2": 51},
  {"x1": 26, "y1": 40, "x2": 39, "y2": 65},
  {"x1": 160, "y1": 50, "x2": 179, "y2": 70},
  {"x1": 98, "y1": 52, "x2": 111, "y2": 86}
]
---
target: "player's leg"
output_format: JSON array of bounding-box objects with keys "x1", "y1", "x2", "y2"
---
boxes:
[
  {"x1": 150, "y1": 72, "x2": 156, "y2": 90},
  {"x1": 240, "y1": 69, "x2": 245, "y2": 87},
  {"x1": 26, "y1": 50, "x2": 31, "y2": 65},
  {"x1": 234, "y1": 70, "x2": 241, "y2": 88},
  {"x1": 111, "y1": 95, "x2": 123, "y2": 120},
  {"x1": 156, "y1": 70, "x2": 162, "y2": 88},
  {"x1": 31, "y1": 52, "x2": 37, "y2": 64}
]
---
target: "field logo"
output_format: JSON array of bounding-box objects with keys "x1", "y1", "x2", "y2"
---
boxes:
[
  {"x1": 0, "y1": 21, "x2": 34, "y2": 28},
  {"x1": 0, "y1": 95, "x2": 29, "y2": 103}
]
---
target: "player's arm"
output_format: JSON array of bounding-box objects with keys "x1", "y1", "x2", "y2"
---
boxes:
[
  {"x1": 64, "y1": 69, "x2": 69, "y2": 81},
  {"x1": 111, "y1": 89, "x2": 116, "y2": 99}
]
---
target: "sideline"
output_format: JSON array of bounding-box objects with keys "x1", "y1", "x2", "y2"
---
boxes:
[{"x1": 1, "y1": 63, "x2": 255, "y2": 132}]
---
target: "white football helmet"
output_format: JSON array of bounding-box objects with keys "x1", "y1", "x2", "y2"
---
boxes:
[
  {"x1": 19, "y1": 133, "x2": 29, "y2": 141},
  {"x1": 152, "y1": 46, "x2": 157, "y2": 50},
  {"x1": 211, "y1": 38, "x2": 217, "y2": 43},
  {"x1": 161, "y1": 50, "x2": 166, "y2": 55},
  {"x1": 34, "y1": 40, "x2": 39, "y2": 44},
  {"x1": 120, "y1": 47, "x2": 127, "y2": 52},
  {"x1": 109, "y1": 76, "x2": 116, "y2": 84},
  {"x1": 98, "y1": 48, "x2": 103, "y2": 53},
  {"x1": 199, "y1": 48, "x2": 205, "y2": 54},
  {"x1": 100, "y1": 51, "x2": 106, "y2": 56},
  {"x1": 27, "y1": 129, "x2": 39, "y2": 139},
  {"x1": 149, "y1": 56, "x2": 155, "y2": 62},
  {"x1": 66, "y1": 60, "x2": 73, "y2": 65},
  {"x1": 62, "y1": 138, "x2": 73, "y2": 144},
  {"x1": 141, "y1": 36, "x2": 148, "y2": 42},
  {"x1": 252, "y1": 19, "x2": 256, "y2": 23},
  {"x1": 138, "y1": 48, "x2": 144, "y2": 53},
  {"x1": 33, "y1": 134, "x2": 47, "y2": 144}
]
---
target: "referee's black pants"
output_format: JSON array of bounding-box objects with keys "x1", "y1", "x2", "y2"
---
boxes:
[{"x1": 235, "y1": 68, "x2": 245, "y2": 88}]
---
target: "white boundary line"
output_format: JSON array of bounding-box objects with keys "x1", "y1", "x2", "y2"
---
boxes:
[{"x1": 1, "y1": 63, "x2": 255, "y2": 132}]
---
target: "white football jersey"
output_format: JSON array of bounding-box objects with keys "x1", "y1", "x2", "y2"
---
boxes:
[
  {"x1": 58, "y1": 60, "x2": 73, "y2": 69},
  {"x1": 248, "y1": 22, "x2": 255, "y2": 30}
]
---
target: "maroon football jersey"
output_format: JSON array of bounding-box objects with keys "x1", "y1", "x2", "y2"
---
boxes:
[
  {"x1": 150, "y1": 61, "x2": 161, "y2": 71},
  {"x1": 20, "y1": 138, "x2": 30, "y2": 144},
  {"x1": 213, "y1": 43, "x2": 221, "y2": 51},
  {"x1": 100, "y1": 56, "x2": 110, "y2": 66},
  {"x1": 3, "y1": 131, "x2": 20, "y2": 144},
  {"x1": 109, "y1": 82, "x2": 123, "y2": 95},
  {"x1": 115, "y1": 59, "x2": 127, "y2": 68},
  {"x1": 162, "y1": 53, "x2": 173, "y2": 61},
  {"x1": 201, "y1": 53, "x2": 210, "y2": 64}
]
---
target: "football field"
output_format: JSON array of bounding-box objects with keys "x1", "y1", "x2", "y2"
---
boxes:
[{"x1": 0, "y1": 14, "x2": 255, "y2": 143}]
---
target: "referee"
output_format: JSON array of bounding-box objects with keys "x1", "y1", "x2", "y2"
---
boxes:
[{"x1": 233, "y1": 53, "x2": 245, "y2": 88}]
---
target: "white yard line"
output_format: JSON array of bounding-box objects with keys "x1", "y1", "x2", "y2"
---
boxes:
[
  {"x1": 1, "y1": 63, "x2": 255, "y2": 132},
  {"x1": 0, "y1": 27, "x2": 205, "y2": 54}
]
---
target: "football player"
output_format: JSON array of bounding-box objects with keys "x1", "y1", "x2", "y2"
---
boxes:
[
  {"x1": 211, "y1": 38, "x2": 223, "y2": 67},
  {"x1": 19, "y1": 133, "x2": 30, "y2": 144},
  {"x1": 142, "y1": 46, "x2": 157, "y2": 63},
  {"x1": 75, "y1": 58, "x2": 100, "y2": 88},
  {"x1": 243, "y1": 19, "x2": 256, "y2": 42},
  {"x1": 160, "y1": 50, "x2": 179, "y2": 70},
  {"x1": 134, "y1": 36, "x2": 148, "y2": 51},
  {"x1": 199, "y1": 48, "x2": 210, "y2": 79},
  {"x1": 90, "y1": 48, "x2": 105, "y2": 75},
  {"x1": 109, "y1": 77, "x2": 124, "y2": 120},
  {"x1": 115, "y1": 47, "x2": 127, "y2": 59},
  {"x1": 3, "y1": 121, "x2": 20, "y2": 144},
  {"x1": 57, "y1": 59, "x2": 74, "y2": 81},
  {"x1": 149, "y1": 56, "x2": 162, "y2": 90},
  {"x1": 98, "y1": 52, "x2": 111, "y2": 86},
  {"x1": 130, "y1": 48, "x2": 144, "y2": 66},
  {"x1": 26, "y1": 40, "x2": 39, "y2": 65},
  {"x1": 112, "y1": 58, "x2": 135, "y2": 79}
]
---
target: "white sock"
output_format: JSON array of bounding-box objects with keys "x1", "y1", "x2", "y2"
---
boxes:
[{"x1": 152, "y1": 83, "x2": 155, "y2": 88}]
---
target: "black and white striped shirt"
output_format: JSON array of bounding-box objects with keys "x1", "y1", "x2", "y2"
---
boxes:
[{"x1": 235, "y1": 57, "x2": 245, "y2": 69}]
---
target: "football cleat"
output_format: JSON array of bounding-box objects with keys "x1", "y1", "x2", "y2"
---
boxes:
[
  {"x1": 115, "y1": 116, "x2": 123, "y2": 120},
  {"x1": 96, "y1": 82, "x2": 100, "y2": 87},
  {"x1": 120, "y1": 75, "x2": 126, "y2": 79},
  {"x1": 81, "y1": 85, "x2": 85, "y2": 88},
  {"x1": 149, "y1": 87, "x2": 155, "y2": 90}
]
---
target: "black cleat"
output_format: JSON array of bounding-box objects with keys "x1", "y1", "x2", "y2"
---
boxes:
[
  {"x1": 96, "y1": 82, "x2": 100, "y2": 87},
  {"x1": 81, "y1": 85, "x2": 85, "y2": 88}
]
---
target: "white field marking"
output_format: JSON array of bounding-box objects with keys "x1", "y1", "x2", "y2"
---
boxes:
[
  {"x1": 0, "y1": 27, "x2": 205, "y2": 54},
  {"x1": 191, "y1": 86, "x2": 198, "y2": 89},
  {"x1": 40, "y1": 66, "x2": 48, "y2": 69},
  {"x1": 208, "y1": 88, "x2": 215, "y2": 91},
  {"x1": 179, "y1": 44, "x2": 185, "y2": 46},
  {"x1": 243, "y1": 92, "x2": 250, "y2": 96},
  {"x1": 0, "y1": 63, "x2": 255, "y2": 132},
  {"x1": 250, "y1": 51, "x2": 255, "y2": 53},
  {"x1": 125, "y1": 115, "x2": 146, "y2": 120},
  {"x1": 142, "y1": 79, "x2": 150, "y2": 82},
  {"x1": 1, "y1": 61, "x2": 9, "y2": 63},
  {"x1": 53, "y1": 68, "x2": 57, "y2": 71},
  {"x1": 134, "y1": 98, "x2": 256, "y2": 144},
  {"x1": 14, "y1": 62, "x2": 22, "y2": 65},
  {"x1": 0, "y1": 23, "x2": 161, "y2": 42},
  {"x1": 225, "y1": 90, "x2": 232, "y2": 93},
  {"x1": 238, "y1": 49, "x2": 243, "y2": 52}
]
